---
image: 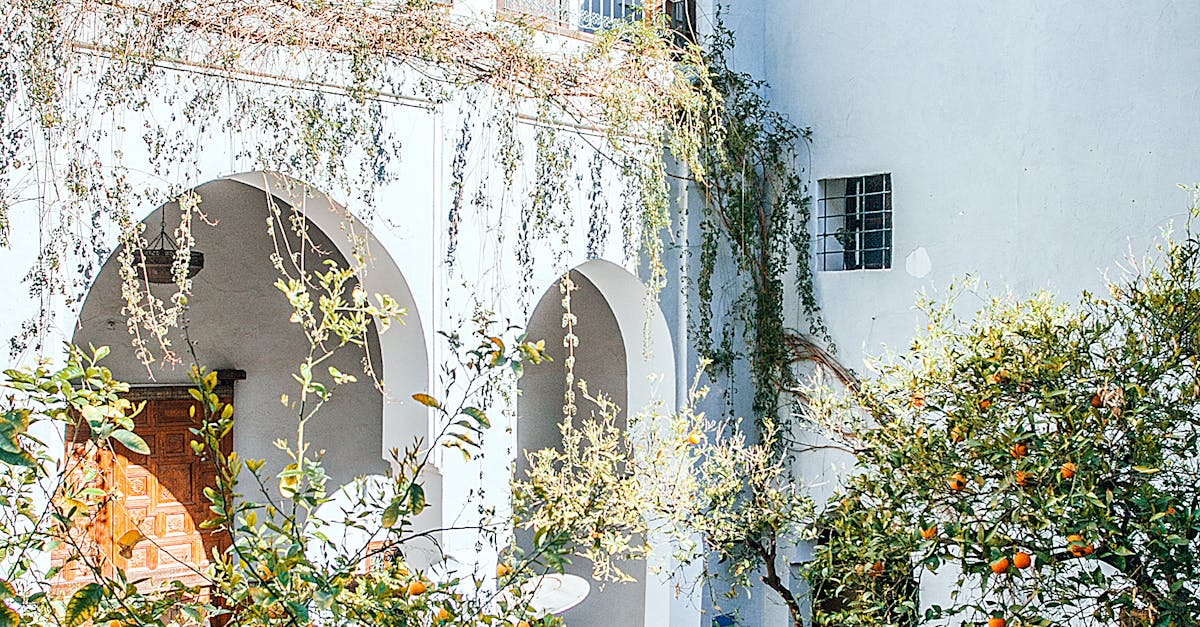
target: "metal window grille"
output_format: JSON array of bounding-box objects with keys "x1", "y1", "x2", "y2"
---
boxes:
[
  {"x1": 498, "y1": 0, "x2": 642, "y2": 30},
  {"x1": 816, "y1": 174, "x2": 893, "y2": 271},
  {"x1": 497, "y1": 0, "x2": 694, "y2": 39},
  {"x1": 578, "y1": 0, "x2": 642, "y2": 32}
]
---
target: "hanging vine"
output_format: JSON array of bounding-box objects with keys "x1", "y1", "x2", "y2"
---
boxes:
[{"x1": 690, "y1": 10, "x2": 834, "y2": 432}]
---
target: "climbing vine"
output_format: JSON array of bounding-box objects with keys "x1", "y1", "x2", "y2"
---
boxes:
[{"x1": 690, "y1": 10, "x2": 832, "y2": 432}]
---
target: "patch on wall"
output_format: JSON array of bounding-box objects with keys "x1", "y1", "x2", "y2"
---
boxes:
[{"x1": 905, "y1": 247, "x2": 931, "y2": 278}]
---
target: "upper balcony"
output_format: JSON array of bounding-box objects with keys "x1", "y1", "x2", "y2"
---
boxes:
[{"x1": 497, "y1": 0, "x2": 696, "y2": 44}]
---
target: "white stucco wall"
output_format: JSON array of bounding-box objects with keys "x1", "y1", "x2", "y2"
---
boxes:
[
  {"x1": 0, "y1": 18, "x2": 698, "y2": 619},
  {"x1": 73, "y1": 179, "x2": 390, "y2": 491},
  {"x1": 762, "y1": 1, "x2": 1200, "y2": 367},
  {"x1": 751, "y1": 1, "x2": 1200, "y2": 622}
]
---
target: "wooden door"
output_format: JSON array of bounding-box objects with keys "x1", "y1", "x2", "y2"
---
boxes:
[{"x1": 50, "y1": 386, "x2": 234, "y2": 598}]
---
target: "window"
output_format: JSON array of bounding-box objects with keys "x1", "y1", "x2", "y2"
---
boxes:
[
  {"x1": 496, "y1": 0, "x2": 695, "y2": 41},
  {"x1": 497, "y1": 0, "x2": 642, "y2": 32},
  {"x1": 817, "y1": 174, "x2": 893, "y2": 271}
]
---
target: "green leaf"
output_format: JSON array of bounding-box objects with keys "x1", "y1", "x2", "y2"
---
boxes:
[
  {"x1": 65, "y1": 583, "x2": 102, "y2": 627},
  {"x1": 1132, "y1": 466, "x2": 1160, "y2": 474},
  {"x1": 0, "y1": 448, "x2": 35, "y2": 468},
  {"x1": 381, "y1": 500, "x2": 403, "y2": 529},
  {"x1": 409, "y1": 484, "x2": 426, "y2": 515},
  {"x1": 463, "y1": 407, "x2": 490, "y2": 428},
  {"x1": 285, "y1": 600, "x2": 309, "y2": 622},
  {"x1": 0, "y1": 603, "x2": 19, "y2": 627},
  {"x1": 111, "y1": 429, "x2": 151, "y2": 455}
]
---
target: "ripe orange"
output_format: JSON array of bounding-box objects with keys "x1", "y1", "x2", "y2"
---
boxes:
[
  {"x1": 407, "y1": 580, "x2": 427, "y2": 596},
  {"x1": 1010, "y1": 443, "x2": 1027, "y2": 458},
  {"x1": 948, "y1": 473, "x2": 967, "y2": 492},
  {"x1": 979, "y1": 399, "x2": 991, "y2": 410},
  {"x1": 919, "y1": 525, "x2": 937, "y2": 540},
  {"x1": 497, "y1": 563, "x2": 512, "y2": 577},
  {"x1": 911, "y1": 391, "x2": 926, "y2": 408},
  {"x1": 517, "y1": 621, "x2": 530, "y2": 627},
  {"x1": 990, "y1": 557, "x2": 1010, "y2": 574},
  {"x1": 1067, "y1": 534, "x2": 1093, "y2": 558},
  {"x1": 1167, "y1": 506, "x2": 1178, "y2": 516},
  {"x1": 1060, "y1": 462, "x2": 1077, "y2": 480},
  {"x1": 436, "y1": 607, "x2": 451, "y2": 621},
  {"x1": 1015, "y1": 471, "x2": 1032, "y2": 487},
  {"x1": 687, "y1": 432, "x2": 703, "y2": 445},
  {"x1": 1013, "y1": 551, "x2": 1032, "y2": 569},
  {"x1": 989, "y1": 618, "x2": 1006, "y2": 627},
  {"x1": 868, "y1": 561, "x2": 884, "y2": 577},
  {"x1": 108, "y1": 621, "x2": 122, "y2": 627}
]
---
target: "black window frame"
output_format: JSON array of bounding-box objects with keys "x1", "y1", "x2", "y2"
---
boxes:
[{"x1": 816, "y1": 173, "x2": 893, "y2": 271}]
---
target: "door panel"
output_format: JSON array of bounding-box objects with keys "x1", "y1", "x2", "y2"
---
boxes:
[{"x1": 50, "y1": 389, "x2": 234, "y2": 600}]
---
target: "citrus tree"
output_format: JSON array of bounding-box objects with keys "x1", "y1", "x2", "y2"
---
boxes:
[{"x1": 807, "y1": 220, "x2": 1200, "y2": 626}]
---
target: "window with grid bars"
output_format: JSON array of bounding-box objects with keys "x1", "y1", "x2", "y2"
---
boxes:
[
  {"x1": 816, "y1": 174, "x2": 893, "y2": 271},
  {"x1": 496, "y1": 0, "x2": 694, "y2": 41}
]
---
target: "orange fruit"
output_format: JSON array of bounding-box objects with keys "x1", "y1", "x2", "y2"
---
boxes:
[
  {"x1": 911, "y1": 391, "x2": 926, "y2": 408},
  {"x1": 436, "y1": 607, "x2": 451, "y2": 621},
  {"x1": 1015, "y1": 471, "x2": 1031, "y2": 487},
  {"x1": 948, "y1": 473, "x2": 967, "y2": 492},
  {"x1": 1067, "y1": 534, "x2": 1093, "y2": 558},
  {"x1": 990, "y1": 556, "x2": 1010, "y2": 574},
  {"x1": 517, "y1": 622, "x2": 530, "y2": 627},
  {"x1": 989, "y1": 618, "x2": 1006, "y2": 627},
  {"x1": 950, "y1": 426, "x2": 965, "y2": 443},
  {"x1": 1167, "y1": 506, "x2": 1177, "y2": 515},
  {"x1": 979, "y1": 399, "x2": 991, "y2": 410},
  {"x1": 919, "y1": 525, "x2": 937, "y2": 540},
  {"x1": 1090, "y1": 393, "x2": 1103, "y2": 408},
  {"x1": 497, "y1": 563, "x2": 512, "y2": 577},
  {"x1": 868, "y1": 561, "x2": 884, "y2": 577},
  {"x1": 1010, "y1": 443, "x2": 1027, "y2": 458},
  {"x1": 1013, "y1": 551, "x2": 1032, "y2": 569},
  {"x1": 1060, "y1": 462, "x2": 1077, "y2": 480},
  {"x1": 108, "y1": 621, "x2": 122, "y2": 627},
  {"x1": 687, "y1": 432, "x2": 703, "y2": 445},
  {"x1": 407, "y1": 580, "x2": 427, "y2": 596}
]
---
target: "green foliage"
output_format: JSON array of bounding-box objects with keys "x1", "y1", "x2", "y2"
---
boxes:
[
  {"x1": 807, "y1": 220, "x2": 1200, "y2": 625},
  {"x1": 0, "y1": 246, "x2": 567, "y2": 626},
  {"x1": 689, "y1": 8, "x2": 829, "y2": 429},
  {"x1": 514, "y1": 365, "x2": 816, "y2": 627}
]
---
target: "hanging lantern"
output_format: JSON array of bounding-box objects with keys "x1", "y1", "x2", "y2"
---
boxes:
[{"x1": 133, "y1": 211, "x2": 204, "y2": 284}]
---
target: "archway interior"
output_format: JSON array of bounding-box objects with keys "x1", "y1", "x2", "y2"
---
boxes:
[
  {"x1": 74, "y1": 178, "x2": 387, "y2": 492},
  {"x1": 517, "y1": 269, "x2": 646, "y2": 627}
]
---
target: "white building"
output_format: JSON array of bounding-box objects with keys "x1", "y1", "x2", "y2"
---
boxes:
[{"x1": 2, "y1": 1, "x2": 1198, "y2": 626}]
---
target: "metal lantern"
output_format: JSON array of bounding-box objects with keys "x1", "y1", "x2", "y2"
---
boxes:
[{"x1": 133, "y1": 211, "x2": 204, "y2": 284}]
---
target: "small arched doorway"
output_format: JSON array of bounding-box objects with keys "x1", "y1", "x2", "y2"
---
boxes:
[
  {"x1": 54, "y1": 173, "x2": 432, "y2": 593},
  {"x1": 516, "y1": 259, "x2": 677, "y2": 627}
]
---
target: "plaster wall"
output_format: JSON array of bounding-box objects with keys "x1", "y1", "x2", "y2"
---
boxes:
[
  {"x1": 73, "y1": 179, "x2": 389, "y2": 491},
  {"x1": 753, "y1": 1, "x2": 1200, "y2": 621},
  {"x1": 517, "y1": 270, "x2": 645, "y2": 627},
  {"x1": 760, "y1": 1, "x2": 1200, "y2": 368},
  {"x1": 0, "y1": 43, "x2": 697, "y2": 622}
]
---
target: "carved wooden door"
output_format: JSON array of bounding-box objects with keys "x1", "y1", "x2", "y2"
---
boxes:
[{"x1": 51, "y1": 387, "x2": 233, "y2": 600}]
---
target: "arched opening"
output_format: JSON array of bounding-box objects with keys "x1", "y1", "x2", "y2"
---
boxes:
[
  {"x1": 58, "y1": 173, "x2": 434, "y2": 590},
  {"x1": 516, "y1": 259, "x2": 677, "y2": 627}
]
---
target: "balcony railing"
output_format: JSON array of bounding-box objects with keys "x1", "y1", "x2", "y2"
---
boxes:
[{"x1": 498, "y1": 0, "x2": 695, "y2": 41}]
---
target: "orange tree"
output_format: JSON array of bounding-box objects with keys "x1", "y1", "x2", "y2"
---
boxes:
[{"x1": 807, "y1": 225, "x2": 1200, "y2": 626}]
